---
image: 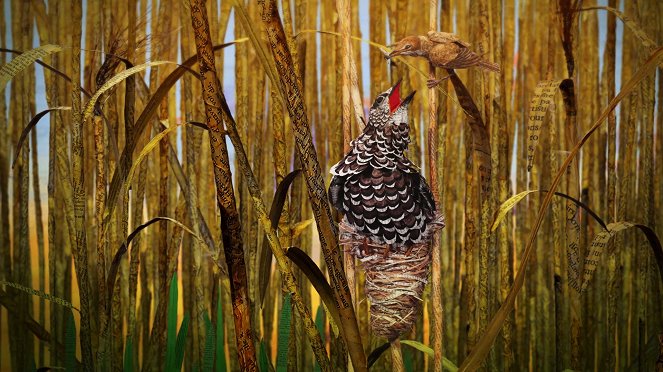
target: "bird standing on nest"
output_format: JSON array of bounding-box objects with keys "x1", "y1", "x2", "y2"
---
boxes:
[
  {"x1": 328, "y1": 81, "x2": 438, "y2": 254},
  {"x1": 388, "y1": 31, "x2": 500, "y2": 88}
]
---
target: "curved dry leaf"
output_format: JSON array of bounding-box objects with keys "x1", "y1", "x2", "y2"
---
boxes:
[
  {"x1": 579, "y1": 7, "x2": 658, "y2": 52},
  {"x1": 491, "y1": 190, "x2": 607, "y2": 232},
  {"x1": 0, "y1": 44, "x2": 62, "y2": 91},
  {"x1": 580, "y1": 222, "x2": 663, "y2": 292},
  {"x1": 13, "y1": 106, "x2": 71, "y2": 169},
  {"x1": 285, "y1": 247, "x2": 342, "y2": 331},
  {"x1": 109, "y1": 121, "x2": 182, "y2": 221},
  {"x1": 258, "y1": 170, "x2": 302, "y2": 308},
  {"x1": 83, "y1": 60, "x2": 175, "y2": 121},
  {"x1": 0, "y1": 280, "x2": 79, "y2": 312},
  {"x1": 291, "y1": 219, "x2": 314, "y2": 240}
]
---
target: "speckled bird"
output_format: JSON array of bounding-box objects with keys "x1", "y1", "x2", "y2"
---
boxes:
[
  {"x1": 389, "y1": 31, "x2": 500, "y2": 88},
  {"x1": 328, "y1": 82, "x2": 437, "y2": 248}
]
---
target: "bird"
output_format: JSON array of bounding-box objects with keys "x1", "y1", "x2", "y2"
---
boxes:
[
  {"x1": 388, "y1": 31, "x2": 500, "y2": 88},
  {"x1": 328, "y1": 81, "x2": 438, "y2": 251}
]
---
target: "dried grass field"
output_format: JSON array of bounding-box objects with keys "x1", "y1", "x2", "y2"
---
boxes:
[{"x1": 0, "y1": 0, "x2": 662, "y2": 371}]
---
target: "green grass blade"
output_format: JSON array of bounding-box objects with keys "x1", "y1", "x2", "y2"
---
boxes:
[
  {"x1": 64, "y1": 309, "x2": 76, "y2": 372},
  {"x1": 175, "y1": 314, "x2": 190, "y2": 370},
  {"x1": 313, "y1": 305, "x2": 325, "y2": 372},
  {"x1": 165, "y1": 273, "x2": 179, "y2": 371},
  {"x1": 202, "y1": 311, "x2": 216, "y2": 371},
  {"x1": 216, "y1": 295, "x2": 226, "y2": 372},
  {"x1": 276, "y1": 293, "x2": 292, "y2": 372},
  {"x1": 124, "y1": 335, "x2": 134, "y2": 372},
  {"x1": 401, "y1": 340, "x2": 458, "y2": 371},
  {"x1": 259, "y1": 340, "x2": 273, "y2": 372}
]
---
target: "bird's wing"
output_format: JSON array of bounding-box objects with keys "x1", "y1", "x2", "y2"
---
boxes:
[
  {"x1": 443, "y1": 45, "x2": 484, "y2": 69},
  {"x1": 428, "y1": 42, "x2": 461, "y2": 67},
  {"x1": 411, "y1": 174, "x2": 436, "y2": 215},
  {"x1": 427, "y1": 31, "x2": 471, "y2": 47},
  {"x1": 343, "y1": 168, "x2": 424, "y2": 245},
  {"x1": 328, "y1": 175, "x2": 346, "y2": 212}
]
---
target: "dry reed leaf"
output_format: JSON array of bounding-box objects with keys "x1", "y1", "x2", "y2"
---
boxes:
[
  {"x1": 460, "y1": 46, "x2": 663, "y2": 372},
  {"x1": 580, "y1": 222, "x2": 663, "y2": 293},
  {"x1": 13, "y1": 106, "x2": 70, "y2": 168},
  {"x1": 0, "y1": 44, "x2": 62, "y2": 91},
  {"x1": 578, "y1": 7, "x2": 658, "y2": 52},
  {"x1": 291, "y1": 219, "x2": 314, "y2": 240},
  {"x1": 258, "y1": 169, "x2": 302, "y2": 308},
  {"x1": 285, "y1": 247, "x2": 342, "y2": 333},
  {"x1": 0, "y1": 280, "x2": 79, "y2": 312},
  {"x1": 491, "y1": 190, "x2": 607, "y2": 232},
  {"x1": 112, "y1": 121, "x2": 181, "y2": 219},
  {"x1": 83, "y1": 60, "x2": 174, "y2": 121}
]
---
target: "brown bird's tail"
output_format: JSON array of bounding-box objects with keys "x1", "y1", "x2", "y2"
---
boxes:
[{"x1": 479, "y1": 59, "x2": 501, "y2": 73}]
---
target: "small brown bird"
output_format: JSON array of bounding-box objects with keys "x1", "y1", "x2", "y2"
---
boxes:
[{"x1": 389, "y1": 31, "x2": 500, "y2": 88}]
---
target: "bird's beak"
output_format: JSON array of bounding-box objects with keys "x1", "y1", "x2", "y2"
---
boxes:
[
  {"x1": 388, "y1": 80, "x2": 402, "y2": 113},
  {"x1": 401, "y1": 90, "x2": 416, "y2": 107},
  {"x1": 388, "y1": 49, "x2": 401, "y2": 58},
  {"x1": 388, "y1": 80, "x2": 415, "y2": 113}
]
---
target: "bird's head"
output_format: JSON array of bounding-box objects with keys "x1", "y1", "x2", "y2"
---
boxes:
[
  {"x1": 388, "y1": 36, "x2": 423, "y2": 58},
  {"x1": 368, "y1": 80, "x2": 416, "y2": 126}
]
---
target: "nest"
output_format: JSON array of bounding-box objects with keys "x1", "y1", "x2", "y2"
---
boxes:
[{"x1": 340, "y1": 214, "x2": 445, "y2": 340}]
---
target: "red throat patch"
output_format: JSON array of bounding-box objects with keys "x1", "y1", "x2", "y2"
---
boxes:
[{"x1": 389, "y1": 83, "x2": 401, "y2": 113}]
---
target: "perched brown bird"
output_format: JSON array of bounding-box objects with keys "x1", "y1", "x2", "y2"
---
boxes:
[{"x1": 389, "y1": 31, "x2": 500, "y2": 88}]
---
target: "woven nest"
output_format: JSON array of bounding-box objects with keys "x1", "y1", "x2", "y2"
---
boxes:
[{"x1": 339, "y1": 214, "x2": 445, "y2": 340}]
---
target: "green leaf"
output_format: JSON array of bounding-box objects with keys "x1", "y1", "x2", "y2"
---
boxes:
[
  {"x1": 276, "y1": 293, "x2": 292, "y2": 372},
  {"x1": 216, "y1": 295, "x2": 227, "y2": 372},
  {"x1": 64, "y1": 309, "x2": 76, "y2": 372},
  {"x1": 313, "y1": 305, "x2": 325, "y2": 372},
  {"x1": 165, "y1": 273, "x2": 179, "y2": 371},
  {"x1": 123, "y1": 336, "x2": 134, "y2": 372},
  {"x1": 175, "y1": 314, "x2": 190, "y2": 371},
  {"x1": 403, "y1": 346, "x2": 414, "y2": 372},
  {"x1": 401, "y1": 340, "x2": 458, "y2": 371},
  {"x1": 259, "y1": 340, "x2": 273, "y2": 372},
  {"x1": 258, "y1": 170, "x2": 301, "y2": 308},
  {"x1": 202, "y1": 311, "x2": 216, "y2": 372}
]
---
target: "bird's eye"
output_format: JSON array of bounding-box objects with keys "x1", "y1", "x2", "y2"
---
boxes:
[
  {"x1": 405, "y1": 45, "x2": 412, "y2": 49},
  {"x1": 376, "y1": 96, "x2": 384, "y2": 104}
]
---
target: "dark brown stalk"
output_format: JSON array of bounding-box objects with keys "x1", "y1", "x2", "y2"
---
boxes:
[{"x1": 188, "y1": 1, "x2": 258, "y2": 370}]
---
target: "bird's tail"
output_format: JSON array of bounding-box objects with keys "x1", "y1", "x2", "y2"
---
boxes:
[{"x1": 479, "y1": 59, "x2": 501, "y2": 73}]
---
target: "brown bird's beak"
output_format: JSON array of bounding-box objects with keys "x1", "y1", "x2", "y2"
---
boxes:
[{"x1": 388, "y1": 48, "x2": 401, "y2": 58}]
